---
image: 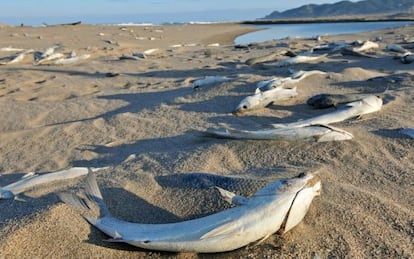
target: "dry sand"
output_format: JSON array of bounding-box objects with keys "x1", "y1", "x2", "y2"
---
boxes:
[{"x1": 0, "y1": 22, "x2": 413, "y2": 258}]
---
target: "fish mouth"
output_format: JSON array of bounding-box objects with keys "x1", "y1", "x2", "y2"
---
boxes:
[{"x1": 232, "y1": 109, "x2": 243, "y2": 116}]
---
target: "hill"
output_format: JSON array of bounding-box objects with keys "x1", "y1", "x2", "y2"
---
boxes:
[{"x1": 264, "y1": 0, "x2": 414, "y2": 19}]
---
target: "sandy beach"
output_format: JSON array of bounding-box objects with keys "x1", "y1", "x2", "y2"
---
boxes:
[{"x1": 0, "y1": 22, "x2": 413, "y2": 258}]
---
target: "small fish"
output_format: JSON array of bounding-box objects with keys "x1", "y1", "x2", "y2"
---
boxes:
[
  {"x1": 352, "y1": 40, "x2": 379, "y2": 52},
  {"x1": 0, "y1": 47, "x2": 26, "y2": 52},
  {"x1": 275, "y1": 53, "x2": 327, "y2": 67},
  {"x1": 143, "y1": 48, "x2": 160, "y2": 55},
  {"x1": 191, "y1": 76, "x2": 232, "y2": 89},
  {"x1": 119, "y1": 54, "x2": 145, "y2": 60},
  {"x1": 272, "y1": 95, "x2": 382, "y2": 128},
  {"x1": 400, "y1": 54, "x2": 414, "y2": 64},
  {"x1": 341, "y1": 48, "x2": 376, "y2": 58},
  {"x1": 256, "y1": 70, "x2": 326, "y2": 93},
  {"x1": 36, "y1": 53, "x2": 65, "y2": 64},
  {"x1": 0, "y1": 167, "x2": 106, "y2": 200},
  {"x1": 54, "y1": 54, "x2": 90, "y2": 65},
  {"x1": 245, "y1": 52, "x2": 281, "y2": 65},
  {"x1": 386, "y1": 44, "x2": 410, "y2": 54},
  {"x1": 234, "y1": 86, "x2": 298, "y2": 115},
  {"x1": 40, "y1": 45, "x2": 59, "y2": 59},
  {"x1": 0, "y1": 49, "x2": 33, "y2": 65},
  {"x1": 59, "y1": 171, "x2": 321, "y2": 253},
  {"x1": 204, "y1": 124, "x2": 353, "y2": 142}
]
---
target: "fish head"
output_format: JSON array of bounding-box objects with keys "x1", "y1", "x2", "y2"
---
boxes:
[
  {"x1": 363, "y1": 95, "x2": 383, "y2": 111},
  {"x1": 253, "y1": 172, "x2": 316, "y2": 197},
  {"x1": 233, "y1": 94, "x2": 262, "y2": 115},
  {"x1": 0, "y1": 189, "x2": 14, "y2": 199},
  {"x1": 282, "y1": 177, "x2": 321, "y2": 233},
  {"x1": 315, "y1": 124, "x2": 354, "y2": 142}
]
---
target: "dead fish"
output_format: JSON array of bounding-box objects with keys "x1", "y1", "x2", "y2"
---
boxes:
[
  {"x1": 0, "y1": 49, "x2": 33, "y2": 65},
  {"x1": 204, "y1": 124, "x2": 353, "y2": 142},
  {"x1": 59, "y1": 171, "x2": 321, "y2": 253},
  {"x1": 255, "y1": 77, "x2": 291, "y2": 93},
  {"x1": 245, "y1": 52, "x2": 282, "y2": 65},
  {"x1": 120, "y1": 53, "x2": 146, "y2": 60},
  {"x1": 54, "y1": 54, "x2": 90, "y2": 65},
  {"x1": 306, "y1": 93, "x2": 375, "y2": 109},
  {"x1": 0, "y1": 47, "x2": 26, "y2": 52},
  {"x1": 234, "y1": 86, "x2": 298, "y2": 115},
  {"x1": 256, "y1": 70, "x2": 326, "y2": 93},
  {"x1": 386, "y1": 44, "x2": 410, "y2": 54},
  {"x1": 0, "y1": 167, "x2": 106, "y2": 200},
  {"x1": 400, "y1": 54, "x2": 414, "y2": 64},
  {"x1": 352, "y1": 40, "x2": 379, "y2": 52},
  {"x1": 36, "y1": 53, "x2": 65, "y2": 64},
  {"x1": 272, "y1": 95, "x2": 382, "y2": 128},
  {"x1": 275, "y1": 53, "x2": 327, "y2": 67},
  {"x1": 340, "y1": 48, "x2": 376, "y2": 58},
  {"x1": 312, "y1": 41, "x2": 350, "y2": 52},
  {"x1": 290, "y1": 69, "x2": 326, "y2": 80},
  {"x1": 191, "y1": 76, "x2": 232, "y2": 89},
  {"x1": 40, "y1": 45, "x2": 59, "y2": 59}
]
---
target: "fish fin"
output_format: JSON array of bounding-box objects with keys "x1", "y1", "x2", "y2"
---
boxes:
[
  {"x1": 214, "y1": 186, "x2": 249, "y2": 206},
  {"x1": 200, "y1": 220, "x2": 242, "y2": 240},
  {"x1": 14, "y1": 195, "x2": 27, "y2": 202},
  {"x1": 84, "y1": 216, "x2": 98, "y2": 226},
  {"x1": 21, "y1": 172, "x2": 37, "y2": 179},
  {"x1": 84, "y1": 170, "x2": 111, "y2": 217},
  {"x1": 250, "y1": 233, "x2": 272, "y2": 247},
  {"x1": 58, "y1": 192, "x2": 91, "y2": 210},
  {"x1": 254, "y1": 88, "x2": 261, "y2": 94}
]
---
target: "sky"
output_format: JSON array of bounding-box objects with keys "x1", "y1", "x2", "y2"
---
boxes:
[{"x1": 0, "y1": 0, "x2": 356, "y2": 25}]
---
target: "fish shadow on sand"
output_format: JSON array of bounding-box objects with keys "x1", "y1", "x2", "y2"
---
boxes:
[
  {"x1": 371, "y1": 128, "x2": 411, "y2": 139},
  {"x1": 44, "y1": 87, "x2": 191, "y2": 127},
  {"x1": 0, "y1": 192, "x2": 60, "y2": 229},
  {"x1": 73, "y1": 133, "x2": 214, "y2": 168},
  {"x1": 126, "y1": 67, "x2": 235, "y2": 79},
  {"x1": 3, "y1": 67, "x2": 121, "y2": 79},
  {"x1": 319, "y1": 55, "x2": 414, "y2": 73},
  {"x1": 177, "y1": 95, "x2": 242, "y2": 114},
  {"x1": 155, "y1": 173, "x2": 267, "y2": 195},
  {"x1": 206, "y1": 114, "x2": 285, "y2": 130}
]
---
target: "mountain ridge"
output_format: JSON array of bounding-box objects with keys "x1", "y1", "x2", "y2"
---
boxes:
[{"x1": 264, "y1": 0, "x2": 414, "y2": 19}]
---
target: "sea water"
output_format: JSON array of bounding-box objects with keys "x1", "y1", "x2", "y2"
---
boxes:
[{"x1": 235, "y1": 21, "x2": 414, "y2": 44}]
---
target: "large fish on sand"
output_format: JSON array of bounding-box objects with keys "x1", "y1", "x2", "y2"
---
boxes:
[
  {"x1": 234, "y1": 86, "x2": 297, "y2": 115},
  {"x1": 272, "y1": 95, "x2": 382, "y2": 128},
  {"x1": 0, "y1": 167, "x2": 105, "y2": 200},
  {"x1": 59, "y1": 171, "x2": 321, "y2": 253},
  {"x1": 204, "y1": 124, "x2": 353, "y2": 142}
]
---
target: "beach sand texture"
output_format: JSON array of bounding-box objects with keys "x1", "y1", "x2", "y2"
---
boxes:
[{"x1": 0, "y1": 23, "x2": 413, "y2": 258}]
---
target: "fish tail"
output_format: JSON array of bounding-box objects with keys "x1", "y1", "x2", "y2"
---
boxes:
[
  {"x1": 58, "y1": 169, "x2": 111, "y2": 217},
  {"x1": 84, "y1": 170, "x2": 111, "y2": 217}
]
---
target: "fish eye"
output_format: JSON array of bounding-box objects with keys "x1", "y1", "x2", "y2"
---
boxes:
[{"x1": 242, "y1": 105, "x2": 247, "y2": 109}]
